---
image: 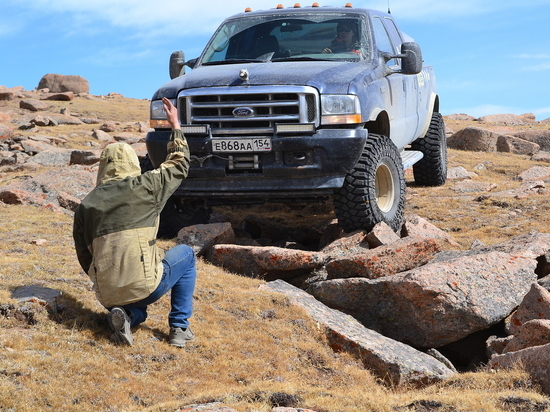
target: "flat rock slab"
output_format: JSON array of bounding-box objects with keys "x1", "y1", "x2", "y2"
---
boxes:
[
  {"x1": 210, "y1": 245, "x2": 324, "y2": 281},
  {"x1": 310, "y1": 250, "x2": 537, "y2": 348},
  {"x1": 175, "y1": 402, "x2": 238, "y2": 412},
  {"x1": 11, "y1": 285, "x2": 62, "y2": 312},
  {"x1": 325, "y1": 236, "x2": 440, "y2": 279},
  {"x1": 177, "y1": 222, "x2": 235, "y2": 256},
  {"x1": 260, "y1": 280, "x2": 455, "y2": 387}
]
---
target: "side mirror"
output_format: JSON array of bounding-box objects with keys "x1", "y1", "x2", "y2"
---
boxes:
[
  {"x1": 169, "y1": 51, "x2": 185, "y2": 79},
  {"x1": 399, "y1": 42, "x2": 422, "y2": 75}
]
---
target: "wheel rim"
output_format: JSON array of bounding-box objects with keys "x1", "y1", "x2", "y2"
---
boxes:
[{"x1": 375, "y1": 162, "x2": 395, "y2": 213}]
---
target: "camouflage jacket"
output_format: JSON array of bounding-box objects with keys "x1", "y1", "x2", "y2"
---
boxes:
[{"x1": 73, "y1": 130, "x2": 189, "y2": 307}]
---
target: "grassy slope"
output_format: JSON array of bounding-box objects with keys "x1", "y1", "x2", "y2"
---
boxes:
[
  {"x1": 1, "y1": 204, "x2": 548, "y2": 412},
  {"x1": 1, "y1": 95, "x2": 550, "y2": 411},
  {"x1": 406, "y1": 148, "x2": 550, "y2": 247}
]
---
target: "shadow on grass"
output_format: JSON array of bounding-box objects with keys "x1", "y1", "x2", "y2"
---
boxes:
[
  {"x1": 48, "y1": 292, "x2": 109, "y2": 341},
  {"x1": 50, "y1": 292, "x2": 169, "y2": 345}
]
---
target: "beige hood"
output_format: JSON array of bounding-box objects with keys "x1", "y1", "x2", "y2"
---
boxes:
[{"x1": 96, "y1": 142, "x2": 141, "y2": 187}]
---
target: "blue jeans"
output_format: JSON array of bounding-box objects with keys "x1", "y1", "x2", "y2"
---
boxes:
[{"x1": 123, "y1": 244, "x2": 196, "y2": 329}]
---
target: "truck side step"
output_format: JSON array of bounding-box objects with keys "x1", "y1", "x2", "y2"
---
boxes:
[{"x1": 401, "y1": 150, "x2": 424, "y2": 170}]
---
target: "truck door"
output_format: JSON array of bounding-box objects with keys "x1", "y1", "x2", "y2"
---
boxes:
[
  {"x1": 383, "y1": 17, "x2": 420, "y2": 141},
  {"x1": 372, "y1": 16, "x2": 418, "y2": 148}
]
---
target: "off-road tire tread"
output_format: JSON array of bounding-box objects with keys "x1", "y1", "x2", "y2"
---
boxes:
[
  {"x1": 411, "y1": 112, "x2": 447, "y2": 187},
  {"x1": 333, "y1": 134, "x2": 405, "y2": 233}
]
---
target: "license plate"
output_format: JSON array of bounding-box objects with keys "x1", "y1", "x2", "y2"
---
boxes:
[{"x1": 211, "y1": 138, "x2": 272, "y2": 153}]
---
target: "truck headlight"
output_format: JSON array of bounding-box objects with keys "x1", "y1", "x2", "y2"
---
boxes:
[
  {"x1": 321, "y1": 95, "x2": 362, "y2": 125},
  {"x1": 150, "y1": 99, "x2": 176, "y2": 128}
]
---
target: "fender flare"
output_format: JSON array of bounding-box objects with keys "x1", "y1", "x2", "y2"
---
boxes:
[{"x1": 417, "y1": 92, "x2": 439, "y2": 138}]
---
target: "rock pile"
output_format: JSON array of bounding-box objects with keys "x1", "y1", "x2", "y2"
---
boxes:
[
  {"x1": 175, "y1": 214, "x2": 550, "y2": 388},
  {"x1": 261, "y1": 277, "x2": 456, "y2": 387},
  {"x1": 447, "y1": 125, "x2": 550, "y2": 158},
  {"x1": 487, "y1": 283, "x2": 550, "y2": 394},
  {"x1": 0, "y1": 85, "x2": 150, "y2": 212}
]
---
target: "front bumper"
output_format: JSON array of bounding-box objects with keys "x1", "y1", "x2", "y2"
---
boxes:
[{"x1": 145, "y1": 128, "x2": 367, "y2": 204}]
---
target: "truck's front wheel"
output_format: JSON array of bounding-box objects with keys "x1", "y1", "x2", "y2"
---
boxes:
[{"x1": 334, "y1": 134, "x2": 405, "y2": 233}]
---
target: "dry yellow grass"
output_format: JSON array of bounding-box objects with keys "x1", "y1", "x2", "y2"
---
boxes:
[
  {"x1": 406, "y1": 148, "x2": 550, "y2": 247},
  {"x1": 2, "y1": 95, "x2": 550, "y2": 410},
  {"x1": 1, "y1": 200, "x2": 549, "y2": 411},
  {"x1": 1, "y1": 204, "x2": 386, "y2": 411}
]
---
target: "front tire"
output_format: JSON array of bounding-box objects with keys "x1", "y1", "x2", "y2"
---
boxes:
[
  {"x1": 411, "y1": 112, "x2": 447, "y2": 186},
  {"x1": 334, "y1": 134, "x2": 405, "y2": 233}
]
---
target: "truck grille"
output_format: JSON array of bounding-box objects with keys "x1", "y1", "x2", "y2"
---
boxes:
[{"x1": 178, "y1": 86, "x2": 319, "y2": 136}]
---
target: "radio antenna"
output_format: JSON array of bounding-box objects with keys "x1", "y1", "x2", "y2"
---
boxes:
[{"x1": 387, "y1": 0, "x2": 391, "y2": 14}]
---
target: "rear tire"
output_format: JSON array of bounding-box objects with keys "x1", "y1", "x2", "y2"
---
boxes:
[
  {"x1": 411, "y1": 112, "x2": 447, "y2": 186},
  {"x1": 334, "y1": 134, "x2": 405, "y2": 233}
]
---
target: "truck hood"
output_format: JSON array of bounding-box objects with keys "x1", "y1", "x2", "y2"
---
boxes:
[{"x1": 152, "y1": 61, "x2": 375, "y2": 99}]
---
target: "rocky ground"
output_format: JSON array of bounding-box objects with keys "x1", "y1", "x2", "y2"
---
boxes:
[{"x1": 2, "y1": 83, "x2": 550, "y2": 411}]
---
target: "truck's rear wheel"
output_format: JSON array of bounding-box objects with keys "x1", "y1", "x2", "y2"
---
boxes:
[
  {"x1": 411, "y1": 112, "x2": 447, "y2": 186},
  {"x1": 334, "y1": 134, "x2": 405, "y2": 233}
]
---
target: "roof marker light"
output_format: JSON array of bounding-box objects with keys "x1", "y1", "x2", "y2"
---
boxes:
[
  {"x1": 294, "y1": 3, "x2": 301, "y2": 7},
  {"x1": 312, "y1": 2, "x2": 320, "y2": 6},
  {"x1": 244, "y1": 7, "x2": 252, "y2": 12},
  {"x1": 345, "y1": 3, "x2": 353, "y2": 7},
  {"x1": 276, "y1": 4, "x2": 284, "y2": 8}
]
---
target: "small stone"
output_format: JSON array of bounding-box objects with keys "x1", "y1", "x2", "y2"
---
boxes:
[{"x1": 31, "y1": 239, "x2": 48, "y2": 245}]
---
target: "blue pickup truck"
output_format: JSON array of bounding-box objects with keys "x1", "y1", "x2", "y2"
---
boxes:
[{"x1": 144, "y1": 4, "x2": 446, "y2": 238}]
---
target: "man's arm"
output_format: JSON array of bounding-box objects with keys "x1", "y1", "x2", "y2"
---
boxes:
[
  {"x1": 162, "y1": 97, "x2": 188, "y2": 159},
  {"x1": 147, "y1": 98, "x2": 190, "y2": 205}
]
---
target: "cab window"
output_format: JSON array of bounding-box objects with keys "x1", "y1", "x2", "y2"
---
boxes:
[{"x1": 372, "y1": 16, "x2": 399, "y2": 67}]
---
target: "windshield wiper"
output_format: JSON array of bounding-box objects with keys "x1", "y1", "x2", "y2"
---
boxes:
[
  {"x1": 202, "y1": 58, "x2": 265, "y2": 66},
  {"x1": 272, "y1": 56, "x2": 333, "y2": 62}
]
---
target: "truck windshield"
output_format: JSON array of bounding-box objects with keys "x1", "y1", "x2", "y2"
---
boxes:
[{"x1": 199, "y1": 12, "x2": 370, "y2": 65}]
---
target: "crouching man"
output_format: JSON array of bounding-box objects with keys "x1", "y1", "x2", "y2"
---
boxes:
[{"x1": 73, "y1": 98, "x2": 196, "y2": 347}]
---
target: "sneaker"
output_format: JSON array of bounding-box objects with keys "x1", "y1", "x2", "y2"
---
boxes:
[
  {"x1": 108, "y1": 307, "x2": 133, "y2": 346},
  {"x1": 169, "y1": 326, "x2": 195, "y2": 348}
]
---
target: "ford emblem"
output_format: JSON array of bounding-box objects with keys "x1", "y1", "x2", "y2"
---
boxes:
[{"x1": 232, "y1": 107, "x2": 254, "y2": 117}]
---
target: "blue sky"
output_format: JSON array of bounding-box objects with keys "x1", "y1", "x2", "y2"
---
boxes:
[{"x1": 1, "y1": 0, "x2": 549, "y2": 120}]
